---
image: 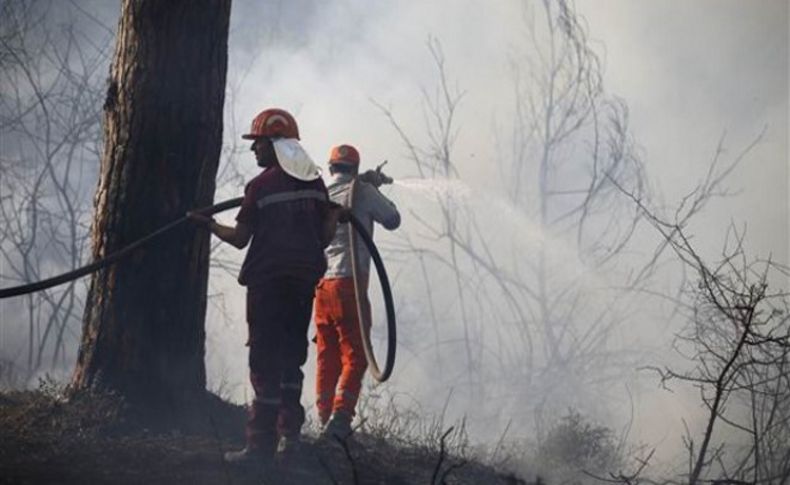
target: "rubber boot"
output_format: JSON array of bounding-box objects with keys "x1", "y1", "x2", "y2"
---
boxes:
[{"x1": 322, "y1": 411, "x2": 353, "y2": 441}]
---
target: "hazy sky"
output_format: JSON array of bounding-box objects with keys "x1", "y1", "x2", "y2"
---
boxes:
[
  {"x1": 225, "y1": 0, "x2": 787, "y2": 264},
  {"x1": 579, "y1": 0, "x2": 788, "y2": 264}
]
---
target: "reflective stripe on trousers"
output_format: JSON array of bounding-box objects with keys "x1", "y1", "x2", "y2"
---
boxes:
[{"x1": 246, "y1": 276, "x2": 315, "y2": 451}]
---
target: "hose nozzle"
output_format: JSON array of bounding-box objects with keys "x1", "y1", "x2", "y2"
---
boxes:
[{"x1": 360, "y1": 160, "x2": 394, "y2": 187}]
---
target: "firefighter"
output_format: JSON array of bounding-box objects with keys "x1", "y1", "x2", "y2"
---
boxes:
[
  {"x1": 188, "y1": 108, "x2": 338, "y2": 465},
  {"x1": 313, "y1": 144, "x2": 400, "y2": 439}
]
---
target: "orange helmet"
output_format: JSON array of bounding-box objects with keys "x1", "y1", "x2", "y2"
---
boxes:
[
  {"x1": 328, "y1": 144, "x2": 360, "y2": 166},
  {"x1": 242, "y1": 108, "x2": 300, "y2": 140}
]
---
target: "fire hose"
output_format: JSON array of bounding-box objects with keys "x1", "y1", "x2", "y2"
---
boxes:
[
  {"x1": 0, "y1": 196, "x2": 398, "y2": 382},
  {"x1": 347, "y1": 178, "x2": 396, "y2": 382}
]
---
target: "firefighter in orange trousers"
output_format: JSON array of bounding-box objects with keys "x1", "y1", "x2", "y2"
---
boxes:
[
  {"x1": 313, "y1": 144, "x2": 400, "y2": 439},
  {"x1": 189, "y1": 108, "x2": 339, "y2": 466}
]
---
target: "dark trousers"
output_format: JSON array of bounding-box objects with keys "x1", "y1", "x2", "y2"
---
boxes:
[{"x1": 245, "y1": 276, "x2": 316, "y2": 453}]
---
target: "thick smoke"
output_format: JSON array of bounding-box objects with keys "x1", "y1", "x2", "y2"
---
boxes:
[{"x1": 0, "y1": 0, "x2": 786, "y2": 471}]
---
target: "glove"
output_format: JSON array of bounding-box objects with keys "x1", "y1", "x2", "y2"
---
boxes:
[
  {"x1": 358, "y1": 169, "x2": 382, "y2": 187},
  {"x1": 358, "y1": 169, "x2": 393, "y2": 188}
]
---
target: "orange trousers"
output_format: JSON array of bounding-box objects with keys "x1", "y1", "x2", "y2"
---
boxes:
[{"x1": 313, "y1": 276, "x2": 371, "y2": 424}]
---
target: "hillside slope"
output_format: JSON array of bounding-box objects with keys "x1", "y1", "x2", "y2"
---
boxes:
[{"x1": 0, "y1": 389, "x2": 525, "y2": 485}]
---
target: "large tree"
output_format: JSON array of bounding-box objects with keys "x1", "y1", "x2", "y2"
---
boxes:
[{"x1": 72, "y1": 0, "x2": 232, "y2": 413}]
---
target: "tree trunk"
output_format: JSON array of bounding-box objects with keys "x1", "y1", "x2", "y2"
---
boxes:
[{"x1": 72, "y1": 0, "x2": 231, "y2": 414}]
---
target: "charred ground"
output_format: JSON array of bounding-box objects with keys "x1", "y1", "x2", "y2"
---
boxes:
[{"x1": 0, "y1": 386, "x2": 525, "y2": 485}]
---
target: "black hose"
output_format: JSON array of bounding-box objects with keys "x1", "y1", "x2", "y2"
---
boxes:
[
  {"x1": 347, "y1": 179, "x2": 397, "y2": 382},
  {"x1": 0, "y1": 197, "x2": 243, "y2": 299},
  {"x1": 0, "y1": 193, "x2": 397, "y2": 383}
]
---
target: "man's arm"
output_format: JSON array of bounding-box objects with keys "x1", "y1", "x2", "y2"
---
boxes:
[
  {"x1": 187, "y1": 212, "x2": 252, "y2": 249},
  {"x1": 362, "y1": 184, "x2": 400, "y2": 230}
]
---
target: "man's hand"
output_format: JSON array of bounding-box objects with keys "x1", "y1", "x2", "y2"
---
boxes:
[
  {"x1": 358, "y1": 160, "x2": 393, "y2": 188},
  {"x1": 327, "y1": 202, "x2": 352, "y2": 223},
  {"x1": 187, "y1": 211, "x2": 250, "y2": 248},
  {"x1": 358, "y1": 169, "x2": 382, "y2": 187},
  {"x1": 187, "y1": 211, "x2": 214, "y2": 227},
  {"x1": 359, "y1": 169, "x2": 393, "y2": 188}
]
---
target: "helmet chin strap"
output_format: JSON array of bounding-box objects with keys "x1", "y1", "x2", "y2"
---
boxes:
[{"x1": 257, "y1": 157, "x2": 276, "y2": 169}]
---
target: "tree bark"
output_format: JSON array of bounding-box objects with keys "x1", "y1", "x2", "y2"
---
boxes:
[{"x1": 72, "y1": 0, "x2": 231, "y2": 413}]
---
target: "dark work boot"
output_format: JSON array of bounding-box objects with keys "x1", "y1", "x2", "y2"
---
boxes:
[
  {"x1": 321, "y1": 411, "x2": 353, "y2": 441},
  {"x1": 277, "y1": 434, "x2": 302, "y2": 454},
  {"x1": 275, "y1": 434, "x2": 303, "y2": 466}
]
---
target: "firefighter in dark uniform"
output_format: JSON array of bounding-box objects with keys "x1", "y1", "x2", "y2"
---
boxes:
[{"x1": 189, "y1": 108, "x2": 339, "y2": 466}]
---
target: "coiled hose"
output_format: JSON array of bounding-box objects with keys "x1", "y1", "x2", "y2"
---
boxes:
[{"x1": 347, "y1": 179, "x2": 397, "y2": 382}]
